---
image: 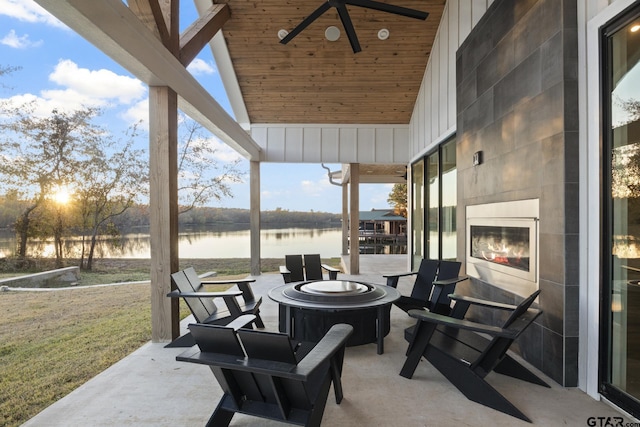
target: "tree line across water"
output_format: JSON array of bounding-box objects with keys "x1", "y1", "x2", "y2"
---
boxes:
[{"x1": 0, "y1": 200, "x2": 341, "y2": 231}]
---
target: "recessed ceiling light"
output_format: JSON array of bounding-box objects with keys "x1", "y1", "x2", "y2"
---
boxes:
[
  {"x1": 278, "y1": 29, "x2": 289, "y2": 40},
  {"x1": 631, "y1": 24, "x2": 640, "y2": 33},
  {"x1": 378, "y1": 28, "x2": 390, "y2": 40},
  {"x1": 325, "y1": 26, "x2": 340, "y2": 41}
]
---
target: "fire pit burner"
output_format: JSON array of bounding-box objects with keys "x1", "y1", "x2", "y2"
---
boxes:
[
  {"x1": 300, "y1": 280, "x2": 368, "y2": 295},
  {"x1": 282, "y1": 280, "x2": 384, "y2": 304}
]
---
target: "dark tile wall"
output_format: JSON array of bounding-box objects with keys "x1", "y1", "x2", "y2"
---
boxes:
[{"x1": 455, "y1": 0, "x2": 578, "y2": 386}]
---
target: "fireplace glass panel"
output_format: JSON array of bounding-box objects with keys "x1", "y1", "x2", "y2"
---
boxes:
[{"x1": 470, "y1": 225, "x2": 530, "y2": 272}]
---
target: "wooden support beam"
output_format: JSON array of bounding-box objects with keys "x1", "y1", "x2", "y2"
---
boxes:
[
  {"x1": 149, "y1": 86, "x2": 180, "y2": 342},
  {"x1": 342, "y1": 184, "x2": 348, "y2": 255},
  {"x1": 128, "y1": 0, "x2": 179, "y2": 54},
  {"x1": 180, "y1": 4, "x2": 230, "y2": 67},
  {"x1": 349, "y1": 163, "x2": 360, "y2": 275},
  {"x1": 128, "y1": 0, "x2": 166, "y2": 45},
  {"x1": 250, "y1": 161, "x2": 261, "y2": 276}
]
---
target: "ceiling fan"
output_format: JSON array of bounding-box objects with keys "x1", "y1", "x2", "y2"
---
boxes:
[{"x1": 280, "y1": 0, "x2": 429, "y2": 53}]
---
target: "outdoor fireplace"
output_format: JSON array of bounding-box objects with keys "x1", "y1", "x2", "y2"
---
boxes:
[{"x1": 466, "y1": 199, "x2": 539, "y2": 297}]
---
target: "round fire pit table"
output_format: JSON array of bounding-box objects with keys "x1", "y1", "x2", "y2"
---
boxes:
[{"x1": 269, "y1": 280, "x2": 400, "y2": 354}]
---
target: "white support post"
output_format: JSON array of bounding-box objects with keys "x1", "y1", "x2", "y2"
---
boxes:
[
  {"x1": 250, "y1": 160, "x2": 261, "y2": 276},
  {"x1": 349, "y1": 163, "x2": 360, "y2": 274},
  {"x1": 342, "y1": 183, "x2": 349, "y2": 255}
]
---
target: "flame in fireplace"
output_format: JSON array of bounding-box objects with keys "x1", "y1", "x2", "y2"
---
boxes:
[
  {"x1": 480, "y1": 242, "x2": 525, "y2": 266},
  {"x1": 470, "y1": 225, "x2": 530, "y2": 272}
]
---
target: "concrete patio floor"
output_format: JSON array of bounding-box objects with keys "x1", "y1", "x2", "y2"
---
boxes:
[{"x1": 23, "y1": 255, "x2": 631, "y2": 426}]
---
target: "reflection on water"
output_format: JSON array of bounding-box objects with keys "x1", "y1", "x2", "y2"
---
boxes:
[{"x1": 0, "y1": 226, "x2": 405, "y2": 259}]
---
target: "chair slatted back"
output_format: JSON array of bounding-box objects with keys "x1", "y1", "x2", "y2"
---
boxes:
[
  {"x1": 285, "y1": 254, "x2": 305, "y2": 282},
  {"x1": 409, "y1": 259, "x2": 439, "y2": 301},
  {"x1": 430, "y1": 260, "x2": 462, "y2": 306},
  {"x1": 236, "y1": 328, "x2": 315, "y2": 412},
  {"x1": 188, "y1": 323, "x2": 245, "y2": 356},
  {"x1": 172, "y1": 268, "x2": 218, "y2": 323},
  {"x1": 304, "y1": 254, "x2": 324, "y2": 281}
]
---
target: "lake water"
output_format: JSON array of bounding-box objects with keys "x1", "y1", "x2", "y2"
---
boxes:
[{"x1": 0, "y1": 226, "x2": 351, "y2": 259}]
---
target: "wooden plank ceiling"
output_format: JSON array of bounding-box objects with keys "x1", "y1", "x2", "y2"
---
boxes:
[{"x1": 213, "y1": 0, "x2": 446, "y2": 124}]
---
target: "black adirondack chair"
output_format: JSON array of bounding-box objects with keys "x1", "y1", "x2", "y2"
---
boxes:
[
  {"x1": 399, "y1": 290, "x2": 545, "y2": 422},
  {"x1": 383, "y1": 259, "x2": 467, "y2": 315},
  {"x1": 166, "y1": 267, "x2": 264, "y2": 347},
  {"x1": 177, "y1": 322, "x2": 353, "y2": 427},
  {"x1": 183, "y1": 267, "x2": 264, "y2": 328},
  {"x1": 280, "y1": 254, "x2": 340, "y2": 283}
]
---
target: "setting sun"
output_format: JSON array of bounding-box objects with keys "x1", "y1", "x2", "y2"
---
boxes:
[{"x1": 51, "y1": 185, "x2": 72, "y2": 205}]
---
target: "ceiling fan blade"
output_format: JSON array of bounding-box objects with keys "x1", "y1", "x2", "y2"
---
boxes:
[
  {"x1": 336, "y1": 5, "x2": 361, "y2": 53},
  {"x1": 281, "y1": 2, "x2": 332, "y2": 45},
  {"x1": 346, "y1": 0, "x2": 429, "y2": 20}
]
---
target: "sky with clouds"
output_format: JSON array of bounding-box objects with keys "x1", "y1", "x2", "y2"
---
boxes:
[{"x1": 0, "y1": 0, "x2": 393, "y2": 214}]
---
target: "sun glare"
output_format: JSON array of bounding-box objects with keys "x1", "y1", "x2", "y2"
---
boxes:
[{"x1": 51, "y1": 185, "x2": 72, "y2": 205}]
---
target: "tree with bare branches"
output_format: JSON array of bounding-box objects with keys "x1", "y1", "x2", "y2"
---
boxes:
[{"x1": 177, "y1": 117, "x2": 244, "y2": 214}]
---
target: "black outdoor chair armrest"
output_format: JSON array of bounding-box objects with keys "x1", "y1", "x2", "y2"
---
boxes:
[
  {"x1": 449, "y1": 293, "x2": 518, "y2": 310},
  {"x1": 448, "y1": 293, "x2": 520, "y2": 319},
  {"x1": 279, "y1": 266, "x2": 292, "y2": 283},
  {"x1": 166, "y1": 290, "x2": 243, "y2": 298},
  {"x1": 177, "y1": 349, "x2": 309, "y2": 379},
  {"x1": 321, "y1": 264, "x2": 340, "y2": 279},
  {"x1": 383, "y1": 271, "x2": 417, "y2": 288},
  {"x1": 408, "y1": 309, "x2": 518, "y2": 339},
  {"x1": 383, "y1": 271, "x2": 416, "y2": 279},
  {"x1": 225, "y1": 315, "x2": 257, "y2": 330},
  {"x1": 295, "y1": 323, "x2": 353, "y2": 376},
  {"x1": 432, "y1": 276, "x2": 468, "y2": 286},
  {"x1": 200, "y1": 278, "x2": 256, "y2": 285}
]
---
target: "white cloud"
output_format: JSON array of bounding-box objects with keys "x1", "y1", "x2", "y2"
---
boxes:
[
  {"x1": 300, "y1": 175, "x2": 333, "y2": 197},
  {"x1": 122, "y1": 99, "x2": 149, "y2": 129},
  {"x1": 0, "y1": 92, "x2": 76, "y2": 117},
  {"x1": 49, "y1": 60, "x2": 145, "y2": 104},
  {"x1": 187, "y1": 58, "x2": 216, "y2": 76},
  {"x1": 0, "y1": 60, "x2": 147, "y2": 118},
  {"x1": 0, "y1": 0, "x2": 66, "y2": 28},
  {"x1": 203, "y1": 136, "x2": 244, "y2": 162},
  {"x1": 1, "y1": 29, "x2": 42, "y2": 48}
]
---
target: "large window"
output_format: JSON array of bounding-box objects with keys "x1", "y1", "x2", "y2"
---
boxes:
[
  {"x1": 441, "y1": 141, "x2": 457, "y2": 260},
  {"x1": 427, "y1": 151, "x2": 439, "y2": 259},
  {"x1": 602, "y1": 4, "x2": 640, "y2": 418},
  {"x1": 411, "y1": 138, "x2": 456, "y2": 268},
  {"x1": 411, "y1": 160, "x2": 424, "y2": 268}
]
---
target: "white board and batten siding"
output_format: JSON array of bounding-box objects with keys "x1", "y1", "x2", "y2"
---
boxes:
[
  {"x1": 251, "y1": 124, "x2": 410, "y2": 164},
  {"x1": 409, "y1": 0, "x2": 495, "y2": 160}
]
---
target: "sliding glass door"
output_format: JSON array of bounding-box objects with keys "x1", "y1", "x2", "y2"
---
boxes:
[
  {"x1": 411, "y1": 160, "x2": 424, "y2": 268},
  {"x1": 602, "y1": 4, "x2": 640, "y2": 418},
  {"x1": 411, "y1": 137, "x2": 456, "y2": 268}
]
